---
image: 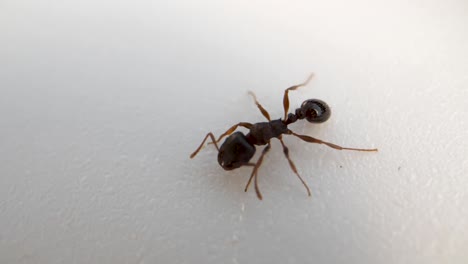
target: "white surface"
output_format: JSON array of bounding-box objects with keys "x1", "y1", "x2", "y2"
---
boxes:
[{"x1": 1, "y1": 0, "x2": 467, "y2": 263}]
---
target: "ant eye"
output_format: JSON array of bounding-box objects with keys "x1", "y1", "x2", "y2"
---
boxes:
[
  {"x1": 301, "y1": 99, "x2": 331, "y2": 123},
  {"x1": 219, "y1": 158, "x2": 233, "y2": 170}
]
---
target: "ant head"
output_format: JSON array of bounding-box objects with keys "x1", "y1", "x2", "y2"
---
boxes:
[
  {"x1": 299, "y1": 99, "x2": 331, "y2": 123},
  {"x1": 218, "y1": 132, "x2": 256, "y2": 170}
]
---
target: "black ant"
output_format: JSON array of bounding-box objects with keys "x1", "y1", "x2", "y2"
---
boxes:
[{"x1": 190, "y1": 74, "x2": 378, "y2": 200}]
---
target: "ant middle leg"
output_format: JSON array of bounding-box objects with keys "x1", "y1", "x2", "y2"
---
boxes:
[
  {"x1": 248, "y1": 91, "x2": 271, "y2": 121},
  {"x1": 278, "y1": 136, "x2": 311, "y2": 197},
  {"x1": 190, "y1": 132, "x2": 220, "y2": 158},
  {"x1": 283, "y1": 73, "x2": 314, "y2": 121},
  {"x1": 288, "y1": 130, "x2": 378, "y2": 152},
  {"x1": 244, "y1": 143, "x2": 271, "y2": 200}
]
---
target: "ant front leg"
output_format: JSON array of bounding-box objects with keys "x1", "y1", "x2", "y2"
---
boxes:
[
  {"x1": 215, "y1": 122, "x2": 253, "y2": 143},
  {"x1": 288, "y1": 130, "x2": 378, "y2": 152},
  {"x1": 190, "y1": 133, "x2": 220, "y2": 159}
]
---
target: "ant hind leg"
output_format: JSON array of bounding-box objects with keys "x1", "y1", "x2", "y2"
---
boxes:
[
  {"x1": 282, "y1": 73, "x2": 314, "y2": 121},
  {"x1": 288, "y1": 130, "x2": 378, "y2": 152}
]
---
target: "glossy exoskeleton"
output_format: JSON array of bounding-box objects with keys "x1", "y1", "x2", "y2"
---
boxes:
[{"x1": 190, "y1": 74, "x2": 377, "y2": 200}]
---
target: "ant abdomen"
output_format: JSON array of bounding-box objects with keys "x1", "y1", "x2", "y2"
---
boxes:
[{"x1": 297, "y1": 99, "x2": 331, "y2": 123}]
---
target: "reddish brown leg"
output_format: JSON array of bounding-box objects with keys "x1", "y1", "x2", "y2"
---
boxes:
[
  {"x1": 283, "y1": 73, "x2": 314, "y2": 121},
  {"x1": 244, "y1": 143, "x2": 271, "y2": 200},
  {"x1": 215, "y1": 122, "x2": 253, "y2": 143},
  {"x1": 289, "y1": 130, "x2": 378, "y2": 152},
  {"x1": 278, "y1": 136, "x2": 311, "y2": 197},
  {"x1": 190, "y1": 133, "x2": 220, "y2": 158},
  {"x1": 248, "y1": 91, "x2": 271, "y2": 121}
]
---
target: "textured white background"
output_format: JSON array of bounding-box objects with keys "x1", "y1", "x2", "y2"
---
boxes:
[{"x1": 1, "y1": 0, "x2": 467, "y2": 263}]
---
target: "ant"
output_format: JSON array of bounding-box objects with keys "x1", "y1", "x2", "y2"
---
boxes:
[{"x1": 190, "y1": 73, "x2": 378, "y2": 200}]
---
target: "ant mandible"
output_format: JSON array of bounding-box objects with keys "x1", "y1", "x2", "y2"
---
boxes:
[{"x1": 190, "y1": 73, "x2": 378, "y2": 200}]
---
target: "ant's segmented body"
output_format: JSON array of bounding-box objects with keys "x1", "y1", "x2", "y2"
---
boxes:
[{"x1": 190, "y1": 74, "x2": 377, "y2": 200}]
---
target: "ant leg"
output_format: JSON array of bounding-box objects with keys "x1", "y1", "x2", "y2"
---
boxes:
[
  {"x1": 288, "y1": 130, "x2": 378, "y2": 152},
  {"x1": 207, "y1": 122, "x2": 253, "y2": 147},
  {"x1": 215, "y1": 122, "x2": 253, "y2": 143},
  {"x1": 278, "y1": 137, "x2": 311, "y2": 197},
  {"x1": 282, "y1": 73, "x2": 314, "y2": 121},
  {"x1": 189, "y1": 133, "x2": 220, "y2": 159},
  {"x1": 244, "y1": 143, "x2": 271, "y2": 200},
  {"x1": 248, "y1": 91, "x2": 271, "y2": 121}
]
